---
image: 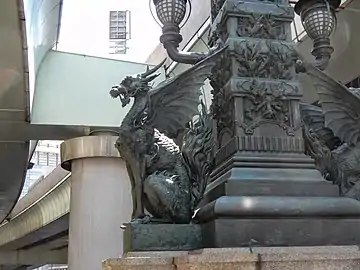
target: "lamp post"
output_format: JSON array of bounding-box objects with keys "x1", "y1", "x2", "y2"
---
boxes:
[
  {"x1": 151, "y1": 0, "x2": 219, "y2": 64},
  {"x1": 147, "y1": 0, "x2": 360, "y2": 248}
]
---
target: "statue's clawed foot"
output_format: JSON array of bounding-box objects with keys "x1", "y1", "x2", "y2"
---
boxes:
[
  {"x1": 133, "y1": 215, "x2": 152, "y2": 224},
  {"x1": 120, "y1": 216, "x2": 150, "y2": 230},
  {"x1": 120, "y1": 215, "x2": 173, "y2": 229}
]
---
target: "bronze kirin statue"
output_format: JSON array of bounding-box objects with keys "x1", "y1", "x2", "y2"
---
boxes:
[
  {"x1": 300, "y1": 61, "x2": 360, "y2": 200},
  {"x1": 110, "y1": 51, "x2": 223, "y2": 224}
]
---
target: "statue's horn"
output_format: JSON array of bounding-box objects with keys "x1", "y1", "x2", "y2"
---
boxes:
[
  {"x1": 141, "y1": 58, "x2": 166, "y2": 78},
  {"x1": 142, "y1": 73, "x2": 161, "y2": 83}
]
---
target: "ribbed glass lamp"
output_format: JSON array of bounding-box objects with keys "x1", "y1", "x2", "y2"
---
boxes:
[
  {"x1": 295, "y1": 0, "x2": 340, "y2": 70},
  {"x1": 153, "y1": 0, "x2": 188, "y2": 26},
  {"x1": 295, "y1": 0, "x2": 340, "y2": 41}
]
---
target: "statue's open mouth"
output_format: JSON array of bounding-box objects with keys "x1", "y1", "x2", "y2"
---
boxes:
[
  {"x1": 110, "y1": 86, "x2": 131, "y2": 107},
  {"x1": 119, "y1": 92, "x2": 130, "y2": 107}
]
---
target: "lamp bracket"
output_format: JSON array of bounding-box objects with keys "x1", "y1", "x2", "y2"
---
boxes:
[{"x1": 160, "y1": 23, "x2": 224, "y2": 65}]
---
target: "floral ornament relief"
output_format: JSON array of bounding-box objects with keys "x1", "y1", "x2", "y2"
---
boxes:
[
  {"x1": 234, "y1": 40, "x2": 297, "y2": 80},
  {"x1": 210, "y1": 53, "x2": 234, "y2": 147},
  {"x1": 237, "y1": 80, "x2": 296, "y2": 136},
  {"x1": 237, "y1": 14, "x2": 287, "y2": 40}
]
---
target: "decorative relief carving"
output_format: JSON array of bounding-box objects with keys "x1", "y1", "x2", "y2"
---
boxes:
[
  {"x1": 234, "y1": 40, "x2": 297, "y2": 80},
  {"x1": 237, "y1": 79, "x2": 295, "y2": 136},
  {"x1": 234, "y1": 42, "x2": 268, "y2": 78},
  {"x1": 210, "y1": 53, "x2": 234, "y2": 147},
  {"x1": 232, "y1": 1, "x2": 293, "y2": 16},
  {"x1": 237, "y1": 79, "x2": 299, "y2": 95},
  {"x1": 267, "y1": 41, "x2": 296, "y2": 79},
  {"x1": 237, "y1": 14, "x2": 286, "y2": 40}
]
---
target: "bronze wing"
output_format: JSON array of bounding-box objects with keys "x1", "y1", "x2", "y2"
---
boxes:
[
  {"x1": 144, "y1": 48, "x2": 224, "y2": 138},
  {"x1": 304, "y1": 62, "x2": 360, "y2": 146},
  {"x1": 300, "y1": 102, "x2": 341, "y2": 150}
]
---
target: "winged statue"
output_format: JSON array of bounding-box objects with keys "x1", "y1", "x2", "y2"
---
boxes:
[
  {"x1": 300, "y1": 61, "x2": 360, "y2": 199},
  {"x1": 109, "y1": 48, "x2": 225, "y2": 224}
]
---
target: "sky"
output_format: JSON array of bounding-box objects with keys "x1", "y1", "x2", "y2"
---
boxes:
[{"x1": 57, "y1": 0, "x2": 162, "y2": 63}]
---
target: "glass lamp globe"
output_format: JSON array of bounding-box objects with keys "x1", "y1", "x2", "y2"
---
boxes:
[
  {"x1": 295, "y1": 0, "x2": 340, "y2": 41},
  {"x1": 153, "y1": 0, "x2": 188, "y2": 26}
]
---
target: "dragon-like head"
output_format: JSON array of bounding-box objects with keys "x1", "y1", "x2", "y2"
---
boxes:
[{"x1": 110, "y1": 59, "x2": 166, "y2": 107}]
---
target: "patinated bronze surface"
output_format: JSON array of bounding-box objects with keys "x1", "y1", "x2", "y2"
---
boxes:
[
  {"x1": 110, "y1": 49, "x2": 224, "y2": 224},
  {"x1": 300, "y1": 61, "x2": 360, "y2": 200},
  {"x1": 109, "y1": 0, "x2": 360, "y2": 250}
]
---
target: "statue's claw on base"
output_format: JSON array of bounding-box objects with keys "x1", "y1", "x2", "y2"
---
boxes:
[
  {"x1": 120, "y1": 216, "x2": 173, "y2": 229},
  {"x1": 133, "y1": 215, "x2": 152, "y2": 224}
]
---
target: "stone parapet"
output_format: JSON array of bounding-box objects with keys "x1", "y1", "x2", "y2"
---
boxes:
[{"x1": 103, "y1": 246, "x2": 360, "y2": 270}]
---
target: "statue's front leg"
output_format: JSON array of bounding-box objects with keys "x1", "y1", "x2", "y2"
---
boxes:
[
  {"x1": 124, "y1": 162, "x2": 138, "y2": 219},
  {"x1": 133, "y1": 159, "x2": 147, "y2": 219},
  {"x1": 133, "y1": 184, "x2": 145, "y2": 219}
]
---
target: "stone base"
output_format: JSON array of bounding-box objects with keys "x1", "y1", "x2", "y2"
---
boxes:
[
  {"x1": 103, "y1": 246, "x2": 360, "y2": 269},
  {"x1": 195, "y1": 195, "x2": 360, "y2": 247},
  {"x1": 202, "y1": 218, "x2": 360, "y2": 247},
  {"x1": 123, "y1": 223, "x2": 202, "y2": 252}
]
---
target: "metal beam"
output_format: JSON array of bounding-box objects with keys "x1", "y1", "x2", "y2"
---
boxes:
[
  {"x1": 0, "y1": 249, "x2": 67, "y2": 265},
  {"x1": 0, "y1": 122, "x2": 90, "y2": 141}
]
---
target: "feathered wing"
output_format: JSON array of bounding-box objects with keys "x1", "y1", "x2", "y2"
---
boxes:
[
  {"x1": 144, "y1": 48, "x2": 225, "y2": 138},
  {"x1": 300, "y1": 103, "x2": 341, "y2": 150},
  {"x1": 182, "y1": 102, "x2": 215, "y2": 210},
  {"x1": 304, "y1": 62, "x2": 360, "y2": 145},
  {"x1": 300, "y1": 102, "x2": 336, "y2": 182}
]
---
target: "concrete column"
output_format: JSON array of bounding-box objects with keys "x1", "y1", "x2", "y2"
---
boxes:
[{"x1": 61, "y1": 135, "x2": 132, "y2": 270}]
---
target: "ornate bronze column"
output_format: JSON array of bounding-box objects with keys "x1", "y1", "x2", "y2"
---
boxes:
[
  {"x1": 207, "y1": 0, "x2": 315, "y2": 189},
  {"x1": 209, "y1": 0, "x2": 306, "y2": 172},
  {"x1": 194, "y1": 0, "x2": 360, "y2": 247}
]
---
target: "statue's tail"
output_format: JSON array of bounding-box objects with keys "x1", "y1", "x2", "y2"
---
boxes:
[{"x1": 181, "y1": 102, "x2": 215, "y2": 211}]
